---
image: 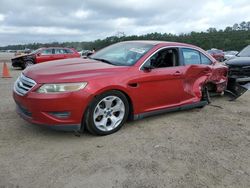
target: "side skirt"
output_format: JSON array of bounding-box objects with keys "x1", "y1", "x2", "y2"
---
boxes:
[{"x1": 134, "y1": 101, "x2": 208, "y2": 120}]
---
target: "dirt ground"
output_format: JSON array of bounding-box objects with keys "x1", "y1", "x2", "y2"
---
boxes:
[{"x1": 0, "y1": 54, "x2": 250, "y2": 188}]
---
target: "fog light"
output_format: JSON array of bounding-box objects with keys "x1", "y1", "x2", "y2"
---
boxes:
[{"x1": 49, "y1": 112, "x2": 71, "y2": 119}]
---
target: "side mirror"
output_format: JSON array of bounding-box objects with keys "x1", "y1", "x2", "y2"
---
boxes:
[
  {"x1": 142, "y1": 65, "x2": 154, "y2": 72},
  {"x1": 36, "y1": 53, "x2": 41, "y2": 56},
  {"x1": 142, "y1": 60, "x2": 155, "y2": 72}
]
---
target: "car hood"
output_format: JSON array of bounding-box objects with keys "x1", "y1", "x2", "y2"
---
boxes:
[
  {"x1": 12, "y1": 54, "x2": 34, "y2": 60},
  {"x1": 226, "y1": 56, "x2": 250, "y2": 67},
  {"x1": 12, "y1": 54, "x2": 29, "y2": 60},
  {"x1": 23, "y1": 58, "x2": 129, "y2": 83}
]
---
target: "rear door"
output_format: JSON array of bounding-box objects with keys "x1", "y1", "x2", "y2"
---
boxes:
[
  {"x1": 179, "y1": 48, "x2": 212, "y2": 104},
  {"x1": 54, "y1": 48, "x2": 66, "y2": 60}
]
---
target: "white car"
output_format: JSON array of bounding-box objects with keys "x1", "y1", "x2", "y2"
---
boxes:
[{"x1": 224, "y1": 51, "x2": 238, "y2": 60}]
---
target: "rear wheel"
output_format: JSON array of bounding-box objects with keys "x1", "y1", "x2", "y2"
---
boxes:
[{"x1": 85, "y1": 91, "x2": 129, "y2": 135}]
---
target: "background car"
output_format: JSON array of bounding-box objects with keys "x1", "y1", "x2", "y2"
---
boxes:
[
  {"x1": 207, "y1": 49, "x2": 225, "y2": 62},
  {"x1": 226, "y1": 45, "x2": 250, "y2": 84},
  {"x1": 11, "y1": 47, "x2": 80, "y2": 69},
  {"x1": 14, "y1": 49, "x2": 32, "y2": 57},
  {"x1": 78, "y1": 50, "x2": 93, "y2": 58},
  {"x1": 224, "y1": 50, "x2": 238, "y2": 60},
  {"x1": 13, "y1": 41, "x2": 228, "y2": 135}
]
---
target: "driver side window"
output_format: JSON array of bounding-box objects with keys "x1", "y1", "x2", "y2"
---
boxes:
[{"x1": 144, "y1": 48, "x2": 178, "y2": 68}]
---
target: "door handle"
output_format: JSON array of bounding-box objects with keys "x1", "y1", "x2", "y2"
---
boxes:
[
  {"x1": 173, "y1": 71, "x2": 181, "y2": 76},
  {"x1": 128, "y1": 83, "x2": 139, "y2": 88}
]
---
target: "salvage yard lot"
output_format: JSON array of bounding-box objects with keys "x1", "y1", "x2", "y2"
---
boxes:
[{"x1": 0, "y1": 56, "x2": 250, "y2": 187}]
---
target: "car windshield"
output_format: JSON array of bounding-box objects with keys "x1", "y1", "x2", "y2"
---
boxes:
[
  {"x1": 237, "y1": 45, "x2": 250, "y2": 57},
  {"x1": 30, "y1": 48, "x2": 43, "y2": 55},
  {"x1": 90, "y1": 42, "x2": 154, "y2": 66}
]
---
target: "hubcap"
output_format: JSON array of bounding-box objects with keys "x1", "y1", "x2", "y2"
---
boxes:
[{"x1": 93, "y1": 96, "x2": 125, "y2": 132}]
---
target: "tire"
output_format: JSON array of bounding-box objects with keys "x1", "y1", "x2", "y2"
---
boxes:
[
  {"x1": 84, "y1": 90, "x2": 129, "y2": 135},
  {"x1": 201, "y1": 86, "x2": 211, "y2": 104},
  {"x1": 22, "y1": 60, "x2": 34, "y2": 69}
]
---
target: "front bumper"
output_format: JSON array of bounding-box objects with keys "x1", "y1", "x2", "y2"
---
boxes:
[
  {"x1": 228, "y1": 66, "x2": 250, "y2": 83},
  {"x1": 13, "y1": 89, "x2": 92, "y2": 131},
  {"x1": 12, "y1": 58, "x2": 24, "y2": 68}
]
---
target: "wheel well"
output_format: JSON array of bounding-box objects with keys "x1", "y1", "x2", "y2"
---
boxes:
[
  {"x1": 205, "y1": 82, "x2": 217, "y2": 92},
  {"x1": 117, "y1": 90, "x2": 134, "y2": 121}
]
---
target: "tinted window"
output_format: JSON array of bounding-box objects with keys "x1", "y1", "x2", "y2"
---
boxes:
[
  {"x1": 64, "y1": 49, "x2": 74, "y2": 54},
  {"x1": 144, "y1": 48, "x2": 178, "y2": 68},
  {"x1": 201, "y1": 53, "x2": 212, "y2": 65},
  {"x1": 182, "y1": 49, "x2": 201, "y2": 65},
  {"x1": 41, "y1": 49, "x2": 53, "y2": 55},
  {"x1": 55, "y1": 49, "x2": 65, "y2": 54},
  {"x1": 31, "y1": 48, "x2": 43, "y2": 55}
]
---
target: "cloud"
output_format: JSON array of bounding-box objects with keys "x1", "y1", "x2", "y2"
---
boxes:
[
  {"x1": 0, "y1": 14, "x2": 5, "y2": 22},
  {"x1": 0, "y1": 0, "x2": 249, "y2": 46}
]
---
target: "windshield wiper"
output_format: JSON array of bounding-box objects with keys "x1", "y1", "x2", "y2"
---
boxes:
[{"x1": 91, "y1": 58, "x2": 115, "y2": 65}]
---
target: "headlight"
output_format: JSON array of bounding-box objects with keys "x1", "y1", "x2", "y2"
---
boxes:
[{"x1": 36, "y1": 82, "x2": 87, "y2": 93}]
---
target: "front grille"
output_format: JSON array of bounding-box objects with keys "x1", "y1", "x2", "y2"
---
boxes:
[
  {"x1": 229, "y1": 66, "x2": 250, "y2": 77},
  {"x1": 14, "y1": 74, "x2": 36, "y2": 96}
]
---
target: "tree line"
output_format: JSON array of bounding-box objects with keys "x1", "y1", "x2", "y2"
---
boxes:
[{"x1": 1, "y1": 21, "x2": 250, "y2": 52}]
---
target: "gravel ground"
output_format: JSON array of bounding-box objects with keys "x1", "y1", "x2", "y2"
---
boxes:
[{"x1": 0, "y1": 56, "x2": 250, "y2": 188}]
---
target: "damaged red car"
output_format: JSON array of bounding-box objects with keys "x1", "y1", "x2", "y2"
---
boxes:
[
  {"x1": 13, "y1": 41, "x2": 228, "y2": 135},
  {"x1": 11, "y1": 47, "x2": 80, "y2": 69}
]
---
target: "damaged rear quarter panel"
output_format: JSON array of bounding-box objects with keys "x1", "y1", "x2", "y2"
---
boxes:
[
  {"x1": 181, "y1": 63, "x2": 227, "y2": 104},
  {"x1": 181, "y1": 65, "x2": 212, "y2": 103},
  {"x1": 209, "y1": 64, "x2": 228, "y2": 92}
]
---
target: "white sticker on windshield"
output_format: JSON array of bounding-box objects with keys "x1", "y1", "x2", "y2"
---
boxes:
[{"x1": 129, "y1": 48, "x2": 147, "y2": 54}]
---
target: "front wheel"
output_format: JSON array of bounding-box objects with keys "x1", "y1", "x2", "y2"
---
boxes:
[{"x1": 85, "y1": 91, "x2": 129, "y2": 135}]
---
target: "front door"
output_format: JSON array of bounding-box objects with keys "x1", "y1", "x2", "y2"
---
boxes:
[{"x1": 129, "y1": 48, "x2": 185, "y2": 113}]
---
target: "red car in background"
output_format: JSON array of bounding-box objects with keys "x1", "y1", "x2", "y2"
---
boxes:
[
  {"x1": 11, "y1": 47, "x2": 80, "y2": 69},
  {"x1": 13, "y1": 41, "x2": 228, "y2": 135},
  {"x1": 207, "y1": 49, "x2": 225, "y2": 62}
]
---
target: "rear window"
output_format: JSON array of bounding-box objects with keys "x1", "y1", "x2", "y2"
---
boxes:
[
  {"x1": 55, "y1": 49, "x2": 65, "y2": 54},
  {"x1": 182, "y1": 48, "x2": 201, "y2": 65},
  {"x1": 64, "y1": 49, "x2": 74, "y2": 54},
  {"x1": 201, "y1": 53, "x2": 212, "y2": 65},
  {"x1": 182, "y1": 48, "x2": 212, "y2": 65}
]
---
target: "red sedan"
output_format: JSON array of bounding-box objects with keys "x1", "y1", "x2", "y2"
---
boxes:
[
  {"x1": 11, "y1": 47, "x2": 80, "y2": 69},
  {"x1": 13, "y1": 41, "x2": 228, "y2": 135},
  {"x1": 207, "y1": 49, "x2": 225, "y2": 62}
]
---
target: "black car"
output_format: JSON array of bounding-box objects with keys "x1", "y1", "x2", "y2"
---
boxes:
[{"x1": 226, "y1": 45, "x2": 250, "y2": 84}]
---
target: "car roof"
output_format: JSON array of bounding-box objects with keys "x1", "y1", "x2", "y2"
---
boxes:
[
  {"x1": 119, "y1": 40, "x2": 198, "y2": 48},
  {"x1": 45, "y1": 47, "x2": 71, "y2": 49}
]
